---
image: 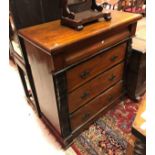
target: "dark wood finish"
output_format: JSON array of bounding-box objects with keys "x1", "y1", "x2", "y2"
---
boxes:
[
  {"x1": 53, "y1": 72, "x2": 72, "y2": 138},
  {"x1": 69, "y1": 0, "x2": 91, "y2": 12},
  {"x1": 133, "y1": 139, "x2": 146, "y2": 155},
  {"x1": 66, "y1": 43, "x2": 126, "y2": 92},
  {"x1": 9, "y1": 0, "x2": 62, "y2": 116},
  {"x1": 18, "y1": 11, "x2": 142, "y2": 147},
  {"x1": 126, "y1": 38, "x2": 146, "y2": 100},
  {"x1": 61, "y1": 10, "x2": 111, "y2": 30},
  {"x1": 9, "y1": 0, "x2": 60, "y2": 29},
  {"x1": 12, "y1": 52, "x2": 26, "y2": 72},
  {"x1": 68, "y1": 62, "x2": 124, "y2": 113},
  {"x1": 61, "y1": 0, "x2": 111, "y2": 30},
  {"x1": 70, "y1": 81, "x2": 123, "y2": 130},
  {"x1": 129, "y1": 22, "x2": 137, "y2": 36},
  {"x1": 17, "y1": 66, "x2": 30, "y2": 99}
]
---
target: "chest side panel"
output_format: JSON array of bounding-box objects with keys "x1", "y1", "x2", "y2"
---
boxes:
[{"x1": 24, "y1": 40, "x2": 61, "y2": 134}]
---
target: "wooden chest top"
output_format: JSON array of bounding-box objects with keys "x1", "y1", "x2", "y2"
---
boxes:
[{"x1": 18, "y1": 11, "x2": 142, "y2": 53}]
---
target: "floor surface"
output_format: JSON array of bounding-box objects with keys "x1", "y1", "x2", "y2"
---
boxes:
[{"x1": 1, "y1": 63, "x2": 76, "y2": 155}]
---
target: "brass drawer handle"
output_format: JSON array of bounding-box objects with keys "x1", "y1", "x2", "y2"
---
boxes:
[
  {"x1": 81, "y1": 91, "x2": 90, "y2": 100},
  {"x1": 108, "y1": 74, "x2": 116, "y2": 81},
  {"x1": 81, "y1": 113, "x2": 91, "y2": 121},
  {"x1": 110, "y1": 55, "x2": 118, "y2": 62},
  {"x1": 108, "y1": 95, "x2": 114, "y2": 102},
  {"x1": 80, "y1": 70, "x2": 90, "y2": 79}
]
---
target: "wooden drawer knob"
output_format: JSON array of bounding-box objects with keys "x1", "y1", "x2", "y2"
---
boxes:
[
  {"x1": 81, "y1": 113, "x2": 91, "y2": 121},
  {"x1": 81, "y1": 91, "x2": 90, "y2": 100},
  {"x1": 108, "y1": 74, "x2": 116, "y2": 81},
  {"x1": 108, "y1": 95, "x2": 114, "y2": 102},
  {"x1": 80, "y1": 70, "x2": 90, "y2": 79},
  {"x1": 110, "y1": 55, "x2": 118, "y2": 62}
]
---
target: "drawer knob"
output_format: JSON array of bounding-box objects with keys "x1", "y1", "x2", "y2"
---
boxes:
[
  {"x1": 80, "y1": 70, "x2": 90, "y2": 79},
  {"x1": 110, "y1": 55, "x2": 118, "y2": 62},
  {"x1": 81, "y1": 113, "x2": 90, "y2": 121},
  {"x1": 108, "y1": 74, "x2": 116, "y2": 81},
  {"x1": 81, "y1": 91, "x2": 90, "y2": 100},
  {"x1": 108, "y1": 95, "x2": 114, "y2": 102}
]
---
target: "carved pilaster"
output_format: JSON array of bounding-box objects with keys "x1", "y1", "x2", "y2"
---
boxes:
[
  {"x1": 53, "y1": 72, "x2": 71, "y2": 138},
  {"x1": 123, "y1": 38, "x2": 133, "y2": 92}
]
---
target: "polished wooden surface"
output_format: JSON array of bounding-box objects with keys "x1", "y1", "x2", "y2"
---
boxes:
[
  {"x1": 19, "y1": 10, "x2": 142, "y2": 53},
  {"x1": 68, "y1": 62, "x2": 124, "y2": 113},
  {"x1": 70, "y1": 81, "x2": 123, "y2": 130},
  {"x1": 133, "y1": 97, "x2": 146, "y2": 137},
  {"x1": 24, "y1": 41, "x2": 61, "y2": 133},
  {"x1": 67, "y1": 43, "x2": 126, "y2": 92},
  {"x1": 127, "y1": 47, "x2": 146, "y2": 100},
  {"x1": 64, "y1": 29, "x2": 129, "y2": 65},
  {"x1": 52, "y1": 27, "x2": 130, "y2": 71}
]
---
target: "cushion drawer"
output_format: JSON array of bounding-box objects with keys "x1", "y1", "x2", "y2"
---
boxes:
[
  {"x1": 68, "y1": 62, "x2": 124, "y2": 113},
  {"x1": 66, "y1": 43, "x2": 126, "y2": 92},
  {"x1": 64, "y1": 29, "x2": 130, "y2": 66},
  {"x1": 52, "y1": 28, "x2": 130, "y2": 71},
  {"x1": 70, "y1": 81, "x2": 123, "y2": 131}
]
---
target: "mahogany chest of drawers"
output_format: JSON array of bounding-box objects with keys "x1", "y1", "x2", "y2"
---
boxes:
[{"x1": 18, "y1": 11, "x2": 141, "y2": 148}]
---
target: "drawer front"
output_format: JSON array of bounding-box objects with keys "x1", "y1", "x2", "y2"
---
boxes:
[
  {"x1": 68, "y1": 62, "x2": 124, "y2": 113},
  {"x1": 70, "y1": 81, "x2": 123, "y2": 131},
  {"x1": 64, "y1": 29, "x2": 130, "y2": 66},
  {"x1": 66, "y1": 43, "x2": 126, "y2": 92},
  {"x1": 52, "y1": 28, "x2": 130, "y2": 71}
]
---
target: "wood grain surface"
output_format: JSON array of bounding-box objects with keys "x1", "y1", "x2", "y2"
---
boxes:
[{"x1": 19, "y1": 10, "x2": 142, "y2": 53}]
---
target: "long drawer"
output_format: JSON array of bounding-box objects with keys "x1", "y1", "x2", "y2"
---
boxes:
[
  {"x1": 64, "y1": 28, "x2": 130, "y2": 66},
  {"x1": 70, "y1": 81, "x2": 123, "y2": 131},
  {"x1": 52, "y1": 28, "x2": 130, "y2": 71},
  {"x1": 66, "y1": 43, "x2": 126, "y2": 92},
  {"x1": 68, "y1": 62, "x2": 124, "y2": 113}
]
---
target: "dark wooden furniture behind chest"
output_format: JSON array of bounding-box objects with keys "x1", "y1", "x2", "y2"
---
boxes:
[
  {"x1": 127, "y1": 37, "x2": 146, "y2": 100},
  {"x1": 19, "y1": 11, "x2": 141, "y2": 148},
  {"x1": 9, "y1": 0, "x2": 61, "y2": 116}
]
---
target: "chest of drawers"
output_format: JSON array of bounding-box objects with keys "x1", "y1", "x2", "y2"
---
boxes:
[{"x1": 19, "y1": 11, "x2": 141, "y2": 148}]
